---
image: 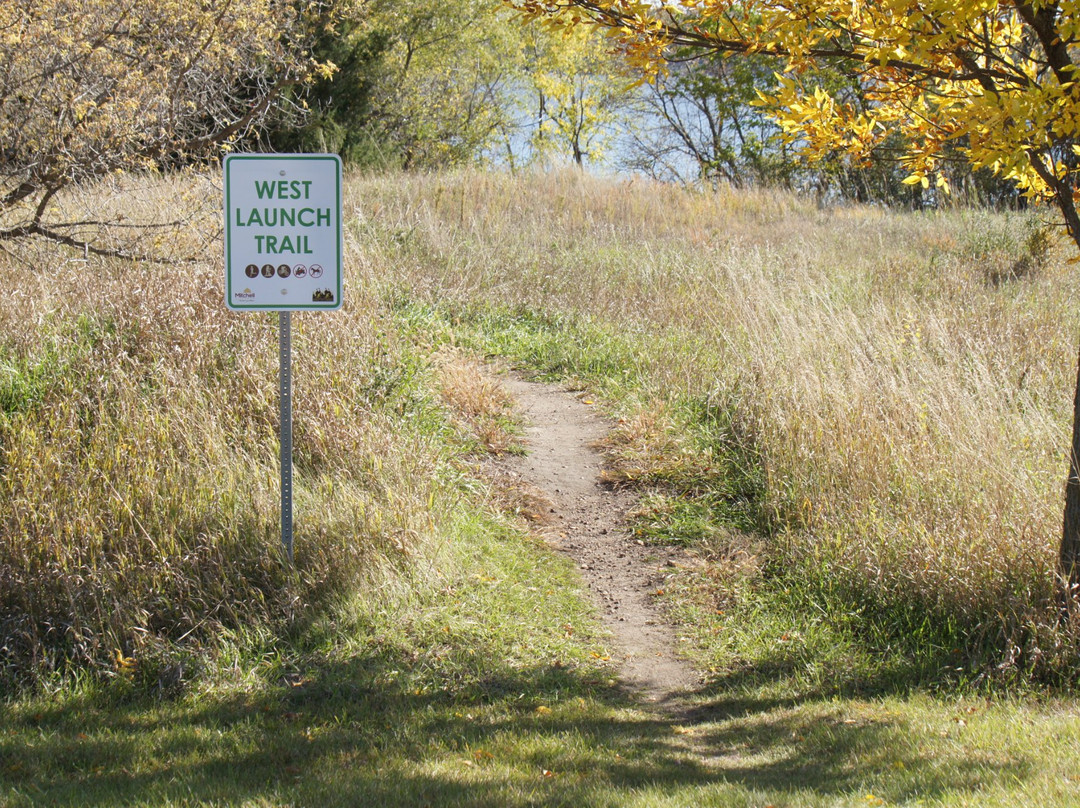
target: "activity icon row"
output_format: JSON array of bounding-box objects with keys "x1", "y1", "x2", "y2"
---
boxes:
[{"x1": 244, "y1": 263, "x2": 324, "y2": 279}]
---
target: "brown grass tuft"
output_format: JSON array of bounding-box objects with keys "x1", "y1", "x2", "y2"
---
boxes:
[{"x1": 434, "y1": 347, "x2": 521, "y2": 455}]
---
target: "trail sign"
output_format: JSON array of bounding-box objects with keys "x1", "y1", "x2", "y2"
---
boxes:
[
  {"x1": 223, "y1": 152, "x2": 344, "y2": 563},
  {"x1": 224, "y1": 153, "x2": 343, "y2": 311}
]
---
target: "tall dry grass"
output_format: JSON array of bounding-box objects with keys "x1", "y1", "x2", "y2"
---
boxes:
[
  {"x1": 0, "y1": 172, "x2": 452, "y2": 687},
  {"x1": 353, "y1": 168, "x2": 1080, "y2": 676},
  {"x1": 4, "y1": 166, "x2": 1076, "y2": 686}
]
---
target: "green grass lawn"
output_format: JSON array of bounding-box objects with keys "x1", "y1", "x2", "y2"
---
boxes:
[{"x1": 6, "y1": 623, "x2": 1080, "y2": 806}]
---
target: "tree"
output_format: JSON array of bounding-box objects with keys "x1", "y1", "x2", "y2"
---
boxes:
[
  {"x1": 248, "y1": 0, "x2": 637, "y2": 173},
  {"x1": 0, "y1": 0, "x2": 338, "y2": 254},
  {"x1": 336, "y1": 0, "x2": 523, "y2": 169},
  {"x1": 622, "y1": 52, "x2": 794, "y2": 186},
  {"x1": 257, "y1": 0, "x2": 525, "y2": 170},
  {"x1": 512, "y1": 0, "x2": 1080, "y2": 592},
  {"x1": 622, "y1": 52, "x2": 939, "y2": 202},
  {"x1": 260, "y1": 13, "x2": 393, "y2": 167},
  {"x1": 338, "y1": 0, "x2": 636, "y2": 171},
  {"x1": 623, "y1": 42, "x2": 1009, "y2": 204},
  {"x1": 521, "y1": 24, "x2": 637, "y2": 167}
]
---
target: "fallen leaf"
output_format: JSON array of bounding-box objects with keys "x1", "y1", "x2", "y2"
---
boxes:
[{"x1": 114, "y1": 649, "x2": 136, "y2": 672}]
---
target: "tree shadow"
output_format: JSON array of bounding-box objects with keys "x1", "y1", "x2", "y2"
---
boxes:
[{"x1": 0, "y1": 643, "x2": 1034, "y2": 807}]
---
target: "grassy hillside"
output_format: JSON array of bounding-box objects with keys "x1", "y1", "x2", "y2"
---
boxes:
[
  {"x1": 353, "y1": 168, "x2": 1080, "y2": 686},
  {"x1": 4, "y1": 169, "x2": 1080, "y2": 806},
  {"x1": 3, "y1": 166, "x2": 1079, "y2": 692},
  {"x1": 3, "y1": 168, "x2": 1078, "y2": 690},
  {"x1": 0, "y1": 172, "x2": 495, "y2": 689}
]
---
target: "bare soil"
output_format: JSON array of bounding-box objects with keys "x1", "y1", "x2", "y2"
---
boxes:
[{"x1": 494, "y1": 373, "x2": 699, "y2": 703}]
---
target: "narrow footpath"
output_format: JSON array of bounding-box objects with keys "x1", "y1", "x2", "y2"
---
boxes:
[{"x1": 497, "y1": 374, "x2": 699, "y2": 703}]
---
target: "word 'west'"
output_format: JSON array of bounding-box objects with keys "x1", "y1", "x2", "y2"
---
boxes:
[{"x1": 234, "y1": 179, "x2": 332, "y2": 255}]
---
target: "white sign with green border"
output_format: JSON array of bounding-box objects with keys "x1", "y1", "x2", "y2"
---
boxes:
[{"x1": 224, "y1": 153, "x2": 343, "y2": 311}]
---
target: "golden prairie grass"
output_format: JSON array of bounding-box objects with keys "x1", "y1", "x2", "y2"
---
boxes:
[
  {"x1": 433, "y1": 346, "x2": 521, "y2": 456},
  {"x1": 0, "y1": 172, "x2": 455, "y2": 686},
  {"x1": 3, "y1": 166, "x2": 1077, "y2": 686},
  {"x1": 354, "y1": 167, "x2": 1080, "y2": 676}
]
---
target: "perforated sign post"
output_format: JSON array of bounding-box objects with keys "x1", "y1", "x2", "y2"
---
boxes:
[{"x1": 224, "y1": 153, "x2": 343, "y2": 562}]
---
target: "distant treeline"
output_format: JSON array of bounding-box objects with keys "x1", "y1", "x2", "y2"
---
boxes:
[{"x1": 252, "y1": 0, "x2": 1026, "y2": 208}]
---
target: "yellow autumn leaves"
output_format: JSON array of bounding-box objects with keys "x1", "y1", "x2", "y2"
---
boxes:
[{"x1": 514, "y1": 0, "x2": 1080, "y2": 209}]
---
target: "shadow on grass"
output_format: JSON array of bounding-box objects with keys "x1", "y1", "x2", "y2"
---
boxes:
[
  {"x1": 0, "y1": 641, "x2": 1035, "y2": 807},
  {"x1": 667, "y1": 653, "x2": 1034, "y2": 805}
]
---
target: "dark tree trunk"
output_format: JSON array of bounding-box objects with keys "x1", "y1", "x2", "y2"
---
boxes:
[
  {"x1": 1047, "y1": 179, "x2": 1080, "y2": 597},
  {"x1": 1009, "y1": 121, "x2": 1080, "y2": 597},
  {"x1": 1063, "y1": 341, "x2": 1080, "y2": 594},
  {"x1": 1050, "y1": 180, "x2": 1080, "y2": 602}
]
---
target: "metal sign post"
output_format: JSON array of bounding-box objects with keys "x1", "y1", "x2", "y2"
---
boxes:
[
  {"x1": 279, "y1": 311, "x2": 293, "y2": 562},
  {"x1": 223, "y1": 153, "x2": 342, "y2": 564}
]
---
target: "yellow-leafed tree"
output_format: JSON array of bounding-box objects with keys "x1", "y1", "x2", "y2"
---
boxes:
[
  {"x1": 523, "y1": 23, "x2": 637, "y2": 166},
  {"x1": 513, "y1": 0, "x2": 1080, "y2": 592}
]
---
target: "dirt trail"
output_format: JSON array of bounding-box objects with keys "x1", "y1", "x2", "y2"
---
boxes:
[{"x1": 497, "y1": 374, "x2": 699, "y2": 703}]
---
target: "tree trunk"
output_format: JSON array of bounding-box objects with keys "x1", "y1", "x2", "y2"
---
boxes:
[
  {"x1": 1031, "y1": 154, "x2": 1080, "y2": 598},
  {"x1": 1062, "y1": 339, "x2": 1080, "y2": 595},
  {"x1": 1054, "y1": 194, "x2": 1080, "y2": 599}
]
